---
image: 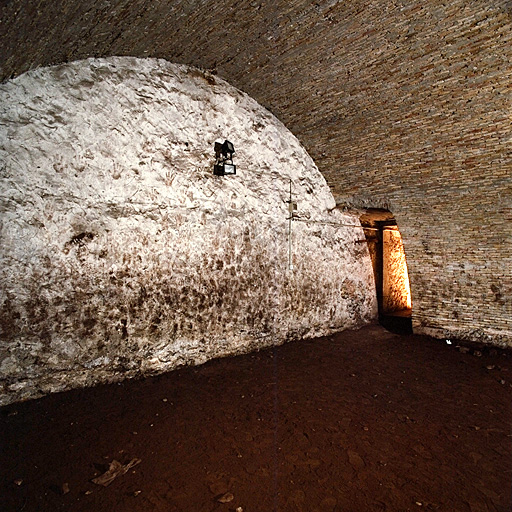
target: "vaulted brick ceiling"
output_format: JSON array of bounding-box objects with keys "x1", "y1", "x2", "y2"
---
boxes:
[
  {"x1": 2, "y1": 0, "x2": 512, "y2": 343},
  {"x1": 2, "y1": 0, "x2": 509, "y2": 199}
]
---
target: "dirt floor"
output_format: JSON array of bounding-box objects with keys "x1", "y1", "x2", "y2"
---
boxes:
[{"x1": 1, "y1": 324, "x2": 511, "y2": 512}]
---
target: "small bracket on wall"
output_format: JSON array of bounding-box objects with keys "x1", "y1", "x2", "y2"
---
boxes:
[{"x1": 288, "y1": 201, "x2": 297, "y2": 218}]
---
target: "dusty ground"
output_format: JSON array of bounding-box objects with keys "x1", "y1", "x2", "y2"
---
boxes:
[{"x1": 1, "y1": 324, "x2": 511, "y2": 512}]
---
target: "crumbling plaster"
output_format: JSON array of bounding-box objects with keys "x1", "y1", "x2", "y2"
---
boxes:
[{"x1": 0, "y1": 57, "x2": 377, "y2": 405}]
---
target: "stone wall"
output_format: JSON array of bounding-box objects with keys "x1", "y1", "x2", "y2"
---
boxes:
[
  {"x1": 0, "y1": 57, "x2": 377, "y2": 405},
  {"x1": 313, "y1": 2, "x2": 512, "y2": 346},
  {"x1": 0, "y1": 1, "x2": 511, "y2": 346}
]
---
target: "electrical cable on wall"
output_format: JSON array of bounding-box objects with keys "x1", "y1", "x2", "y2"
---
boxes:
[{"x1": 287, "y1": 179, "x2": 297, "y2": 270}]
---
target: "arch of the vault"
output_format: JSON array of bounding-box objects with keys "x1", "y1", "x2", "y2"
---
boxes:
[{"x1": 1, "y1": 0, "x2": 511, "y2": 346}]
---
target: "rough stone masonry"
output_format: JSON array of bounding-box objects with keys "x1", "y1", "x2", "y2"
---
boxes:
[
  {"x1": 1, "y1": 0, "x2": 511, "y2": 364},
  {"x1": 0, "y1": 57, "x2": 377, "y2": 405}
]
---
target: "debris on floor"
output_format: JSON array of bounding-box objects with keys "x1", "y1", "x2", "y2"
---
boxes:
[
  {"x1": 91, "y1": 458, "x2": 141, "y2": 487},
  {"x1": 217, "y1": 492, "x2": 234, "y2": 503}
]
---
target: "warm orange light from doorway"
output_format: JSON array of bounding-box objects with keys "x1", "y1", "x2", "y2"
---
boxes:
[{"x1": 382, "y1": 228, "x2": 412, "y2": 313}]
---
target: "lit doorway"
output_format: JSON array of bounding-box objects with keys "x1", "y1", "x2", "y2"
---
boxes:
[
  {"x1": 360, "y1": 210, "x2": 412, "y2": 334},
  {"x1": 382, "y1": 224, "x2": 412, "y2": 314}
]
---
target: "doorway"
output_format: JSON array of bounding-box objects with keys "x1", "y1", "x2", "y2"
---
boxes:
[{"x1": 360, "y1": 209, "x2": 412, "y2": 334}]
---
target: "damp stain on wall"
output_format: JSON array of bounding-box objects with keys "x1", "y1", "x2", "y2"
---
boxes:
[{"x1": 0, "y1": 57, "x2": 377, "y2": 405}]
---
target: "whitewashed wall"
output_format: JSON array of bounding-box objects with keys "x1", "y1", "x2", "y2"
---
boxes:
[{"x1": 0, "y1": 57, "x2": 377, "y2": 405}]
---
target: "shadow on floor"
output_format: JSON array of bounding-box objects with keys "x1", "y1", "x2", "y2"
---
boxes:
[
  {"x1": 1, "y1": 324, "x2": 511, "y2": 512},
  {"x1": 379, "y1": 308, "x2": 413, "y2": 335}
]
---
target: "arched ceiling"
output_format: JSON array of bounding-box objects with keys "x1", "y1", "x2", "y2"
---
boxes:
[
  {"x1": 2, "y1": 0, "x2": 512, "y2": 344},
  {"x1": 2, "y1": 0, "x2": 510, "y2": 202}
]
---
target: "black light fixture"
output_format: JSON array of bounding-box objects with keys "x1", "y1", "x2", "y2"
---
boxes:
[{"x1": 213, "y1": 140, "x2": 236, "y2": 176}]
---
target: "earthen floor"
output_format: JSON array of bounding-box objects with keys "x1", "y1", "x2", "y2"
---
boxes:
[{"x1": 1, "y1": 324, "x2": 511, "y2": 512}]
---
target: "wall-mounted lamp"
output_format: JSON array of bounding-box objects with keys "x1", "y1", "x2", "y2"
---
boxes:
[{"x1": 214, "y1": 140, "x2": 236, "y2": 176}]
